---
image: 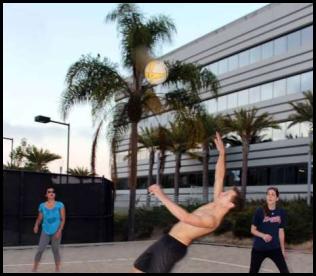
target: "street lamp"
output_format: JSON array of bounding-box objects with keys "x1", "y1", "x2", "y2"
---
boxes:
[
  {"x1": 3, "y1": 137, "x2": 14, "y2": 164},
  {"x1": 35, "y1": 115, "x2": 70, "y2": 174}
]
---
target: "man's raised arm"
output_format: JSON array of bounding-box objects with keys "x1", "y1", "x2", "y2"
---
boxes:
[{"x1": 213, "y1": 132, "x2": 226, "y2": 201}]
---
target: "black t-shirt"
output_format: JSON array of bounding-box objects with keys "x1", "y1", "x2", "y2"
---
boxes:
[{"x1": 252, "y1": 207, "x2": 286, "y2": 251}]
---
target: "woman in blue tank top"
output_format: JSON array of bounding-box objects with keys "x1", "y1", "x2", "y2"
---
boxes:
[
  {"x1": 32, "y1": 186, "x2": 66, "y2": 273},
  {"x1": 250, "y1": 187, "x2": 289, "y2": 273}
]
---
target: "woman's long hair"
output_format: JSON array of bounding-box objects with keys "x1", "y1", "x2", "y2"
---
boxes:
[{"x1": 263, "y1": 187, "x2": 279, "y2": 217}]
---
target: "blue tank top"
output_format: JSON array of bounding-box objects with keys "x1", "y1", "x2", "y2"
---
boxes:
[{"x1": 39, "y1": 201, "x2": 64, "y2": 235}]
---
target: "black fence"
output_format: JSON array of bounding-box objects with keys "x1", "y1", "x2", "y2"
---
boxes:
[{"x1": 3, "y1": 169, "x2": 114, "y2": 246}]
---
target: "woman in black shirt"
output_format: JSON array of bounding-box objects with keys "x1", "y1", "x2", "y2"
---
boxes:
[{"x1": 249, "y1": 187, "x2": 289, "y2": 273}]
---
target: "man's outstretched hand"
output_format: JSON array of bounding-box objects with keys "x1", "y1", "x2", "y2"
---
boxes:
[
  {"x1": 148, "y1": 184, "x2": 164, "y2": 197},
  {"x1": 214, "y1": 132, "x2": 225, "y2": 155}
]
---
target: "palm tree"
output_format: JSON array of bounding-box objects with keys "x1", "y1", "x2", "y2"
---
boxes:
[
  {"x1": 24, "y1": 146, "x2": 61, "y2": 172},
  {"x1": 224, "y1": 133, "x2": 272, "y2": 147},
  {"x1": 186, "y1": 111, "x2": 223, "y2": 203},
  {"x1": 288, "y1": 91, "x2": 313, "y2": 128},
  {"x1": 165, "y1": 120, "x2": 197, "y2": 203},
  {"x1": 61, "y1": 3, "x2": 219, "y2": 240},
  {"x1": 68, "y1": 167, "x2": 94, "y2": 176},
  {"x1": 223, "y1": 108, "x2": 280, "y2": 200},
  {"x1": 138, "y1": 126, "x2": 159, "y2": 207},
  {"x1": 288, "y1": 90, "x2": 313, "y2": 152}
]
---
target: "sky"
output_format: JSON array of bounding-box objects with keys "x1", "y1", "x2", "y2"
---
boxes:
[{"x1": 3, "y1": 3, "x2": 268, "y2": 178}]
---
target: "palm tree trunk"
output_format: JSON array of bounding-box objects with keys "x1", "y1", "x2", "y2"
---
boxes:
[
  {"x1": 159, "y1": 150, "x2": 166, "y2": 185},
  {"x1": 146, "y1": 149, "x2": 155, "y2": 207},
  {"x1": 202, "y1": 142, "x2": 210, "y2": 203},
  {"x1": 174, "y1": 152, "x2": 181, "y2": 203},
  {"x1": 110, "y1": 142, "x2": 118, "y2": 205},
  {"x1": 241, "y1": 140, "x2": 249, "y2": 200},
  {"x1": 127, "y1": 121, "x2": 138, "y2": 241}
]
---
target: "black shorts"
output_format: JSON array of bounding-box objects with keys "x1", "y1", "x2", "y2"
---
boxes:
[{"x1": 134, "y1": 234, "x2": 188, "y2": 273}]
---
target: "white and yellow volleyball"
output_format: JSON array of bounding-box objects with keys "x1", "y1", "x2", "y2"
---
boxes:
[{"x1": 144, "y1": 60, "x2": 168, "y2": 85}]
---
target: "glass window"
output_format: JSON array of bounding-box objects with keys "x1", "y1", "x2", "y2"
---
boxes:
[
  {"x1": 227, "y1": 170, "x2": 241, "y2": 186},
  {"x1": 301, "y1": 71, "x2": 313, "y2": 92},
  {"x1": 284, "y1": 166, "x2": 296, "y2": 185},
  {"x1": 270, "y1": 166, "x2": 285, "y2": 185},
  {"x1": 273, "y1": 79, "x2": 286, "y2": 98},
  {"x1": 249, "y1": 167, "x2": 269, "y2": 186},
  {"x1": 262, "y1": 41, "x2": 274, "y2": 60},
  {"x1": 260, "y1": 128, "x2": 273, "y2": 142},
  {"x1": 205, "y1": 99, "x2": 217, "y2": 113},
  {"x1": 250, "y1": 45, "x2": 262, "y2": 64},
  {"x1": 274, "y1": 36, "x2": 287, "y2": 56},
  {"x1": 297, "y1": 165, "x2": 307, "y2": 184},
  {"x1": 217, "y1": 95, "x2": 227, "y2": 112},
  {"x1": 301, "y1": 25, "x2": 313, "y2": 45},
  {"x1": 299, "y1": 122, "x2": 311, "y2": 138},
  {"x1": 286, "y1": 122, "x2": 300, "y2": 139},
  {"x1": 272, "y1": 122, "x2": 286, "y2": 141},
  {"x1": 228, "y1": 55, "x2": 239, "y2": 71},
  {"x1": 249, "y1": 86, "x2": 261, "y2": 104},
  {"x1": 287, "y1": 30, "x2": 301, "y2": 51},
  {"x1": 261, "y1": 83, "x2": 273, "y2": 101},
  {"x1": 218, "y1": 59, "x2": 228, "y2": 75},
  {"x1": 238, "y1": 89, "x2": 249, "y2": 106},
  {"x1": 227, "y1": 92, "x2": 238, "y2": 109},
  {"x1": 287, "y1": 75, "x2": 301, "y2": 95},
  {"x1": 239, "y1": 50, "x2": 250, "y2": 67},
  {"x1": 208, "y1": 62, "x2": 219, "y2": 76}
]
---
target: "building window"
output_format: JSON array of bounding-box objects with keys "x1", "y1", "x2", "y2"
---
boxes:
[
  {"x1": 287, "y1": 75, "x2": 301, "y2": 95},
  {"x1": 301, "y1": 71, "x2": 313, "y2": 92},
  {"x1": 205, "y1": 98, "x2": 218, "y2": 113},
  {"x1": 226, "y1": 170, "x2": 241, "y2": 186},
  {"x1": 237, "y1": 89, "x2": 249, "y2": 106},
  {"x1": 287, "y1": 30, "x2": 301, "y2": 51},
  {"x1": 239, "y1": 50, "x2": 250, "y2": 67},
  {"x1": 249, "y1": 86, "x2": 261, "y2": 104},
  {"x1": 273, "y1": 79, "x2": 287, "y2": 98},
  {"x1": 250, "y1": 45, "x2": 262, "y2": 64},
  {"x1": 262, "y1": 41, "x2": 274, "y2": 59},
  {"x1": 297, "y1": 165, "x2": 308, "y2": 184},
  {"x1": 274, "y1": 36, "x2": 287, "y2": 56},
  {"x1": 301, "y1": 25, "x2": 313, "y2": 45},
  {"x1": 261, "y1": 83, "x2": 273, "y2": 101},
  {"x1": 248, "y1": 167, "x2": 269, "y2": 186},
  {"x1": 228, "y1": 55, "x2": 239, "y2": 71},
  {"x1": 217, "y1": 95, "x2": 227, "y2": 111},
  {"x1": 227, "y1": 92, "x2": 238, "y2": 109},
  {"x1": 208, "y1": 62, "x2": 219, "y2": 76},
  {"x1": 218, "y1": 59, "x2": 228, "y2": 75}
]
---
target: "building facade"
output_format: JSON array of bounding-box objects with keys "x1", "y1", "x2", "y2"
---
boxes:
[{"x1": 115, "y1": 3, "x2": 313, "y2": 206}]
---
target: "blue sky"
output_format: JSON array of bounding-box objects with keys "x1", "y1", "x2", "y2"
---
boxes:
[{"x1": 3, "y1": 3, "x2": 268, "y2": 177}]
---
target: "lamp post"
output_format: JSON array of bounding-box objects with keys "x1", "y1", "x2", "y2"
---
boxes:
[
  {"x1": 307, "y1": 131, "x2": 313, "y2": 206},
  {"x1": 3, "y1": 137, "x2": 14, "y2": 164},
  {"x1": 35, "y1": 115, "x2": 70, "y2": 174}
]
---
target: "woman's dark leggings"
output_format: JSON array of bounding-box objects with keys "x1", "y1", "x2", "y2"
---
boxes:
[{"x1": 249, "y1": 248, "x2": 290, "y2": 273}]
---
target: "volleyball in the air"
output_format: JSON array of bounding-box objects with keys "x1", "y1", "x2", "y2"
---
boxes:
[{"x1": 145, "y1": 60, "x2": 168, "y2": 85}]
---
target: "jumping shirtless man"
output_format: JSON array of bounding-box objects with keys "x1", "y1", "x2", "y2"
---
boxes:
[{"x1": 132, "y1": 132, "x2": 243, "y2": 273}]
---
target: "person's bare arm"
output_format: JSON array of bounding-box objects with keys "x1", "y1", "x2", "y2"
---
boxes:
[
  {"x1": 213, "y1": 132, "x2": 226, "y2": 201},
  {"x1": 149, "y1": 185, "x2": 215, "y2": 228},
  {"x1": 33, "y1": 212, "x2": 43, "y2": 234},
  {"x1": 279, "y1": 228, "x2": 286, "y2": 256},
  {"x1": 54, "y1": 207, "x2": 66, "y2": 240}
]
